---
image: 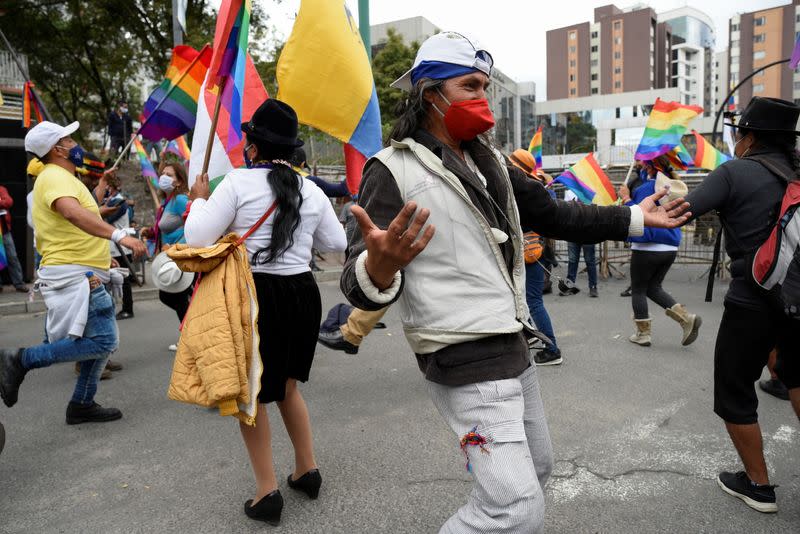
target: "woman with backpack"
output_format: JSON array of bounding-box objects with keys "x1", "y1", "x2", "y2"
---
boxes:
[
  {"x1": 618, "y1": 156, "x2": 701, "y2": 347},
  {"x1": 183, "y1": 99, "x2": 347, "y2": 525},
  {"x1": 681, "y1": 97, "x2": 800, "y2": 513}
]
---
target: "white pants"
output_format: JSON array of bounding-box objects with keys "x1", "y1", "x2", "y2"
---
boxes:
[{"x1": 427, "y1": 364, "x2": 553, "y2": 534}]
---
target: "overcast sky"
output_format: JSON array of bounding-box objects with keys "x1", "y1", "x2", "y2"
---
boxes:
[{"x1": 246, "y1": 0, "x2": 789, "y2": 99}]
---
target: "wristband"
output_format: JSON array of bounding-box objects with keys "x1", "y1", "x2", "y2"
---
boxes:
[{"x1": 111, "y1": 228, "x2": 127, "y2": 244}]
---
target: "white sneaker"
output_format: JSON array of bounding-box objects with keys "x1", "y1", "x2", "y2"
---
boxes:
[{"x1": 168, "y1": 344, "x2": 178, "y2": 352}]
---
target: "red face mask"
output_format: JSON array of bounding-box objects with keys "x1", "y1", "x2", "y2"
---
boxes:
[{"x1": 436, "y1": 91, "x2": 496, "y2": 142}]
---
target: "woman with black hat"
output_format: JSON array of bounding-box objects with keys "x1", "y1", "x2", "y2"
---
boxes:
[
  {"x1": 184, "y1": 99, "x2": 347, "y2": 524},
  {"x1": 681, "y1": 97, "x2": 800, "y2": 513}
]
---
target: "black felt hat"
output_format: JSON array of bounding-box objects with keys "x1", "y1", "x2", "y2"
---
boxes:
[
  {"x1": 725, "y1": 97, "x2": 800, "y2": 134},
  {"x1": 241, "y1": 99, "x2": 304, "y2": 147}
]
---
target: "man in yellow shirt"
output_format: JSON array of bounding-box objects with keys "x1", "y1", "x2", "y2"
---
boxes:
[{"x1": 0, "y1": 121, "x2": 146, "y2": 425}]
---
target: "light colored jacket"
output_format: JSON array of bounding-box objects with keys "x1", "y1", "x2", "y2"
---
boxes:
[
  {"x1": 372, "y1": 137, "x2": 532, "y2": 354},
  {"x1": 167, "y1": 234, "x2": 262, "y2": 426}
]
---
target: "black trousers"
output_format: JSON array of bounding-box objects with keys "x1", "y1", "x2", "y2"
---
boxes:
[
  {"x1": 112, "y1": 254, "x2": 134, "y2": 314},
  {"x1": 159, "y1": 286, "x2": 193, "y2": 322},
  {"x1": 630, "y1": 249, "x2": 678, "y2": 320},
  {"x1": 714, "y1": 302, "x2": 799, "y2": 424}
]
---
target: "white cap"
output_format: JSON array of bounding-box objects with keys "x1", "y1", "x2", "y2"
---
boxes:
[
  {"x1": 24, "y1": 120, "x2": 80, "y2": 158},
  {"x1": 391, "y1": 32, "x2": 493, "y2": 92}
]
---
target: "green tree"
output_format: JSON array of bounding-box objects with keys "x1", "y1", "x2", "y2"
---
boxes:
[
  {"x1": 566, "y1": 119, "x2": 597, "y2": 153},
  {"x1": 371, "y1": 28, "x2": 419, "y2": 138},
  {"x1": 0, "y1": 0, "x2": 272, "y2": 148}
]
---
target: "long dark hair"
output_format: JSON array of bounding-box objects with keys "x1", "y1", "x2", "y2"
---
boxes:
[
  {"x1": 743, "y1": 128, "x2": 800, "y2": 174},
  {"x1": 388, "y1": 77, "x2": 444, "y2": 144},
  {"x1": 249, "y1": 136, "x2": 303, "y2": 265}
]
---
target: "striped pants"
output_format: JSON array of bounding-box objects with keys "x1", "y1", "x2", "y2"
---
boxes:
[{"x1": 427, "y1": 364, "x2": 553, "y2": 534}]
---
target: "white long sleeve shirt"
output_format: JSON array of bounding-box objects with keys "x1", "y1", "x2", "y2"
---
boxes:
[{"x1": 184, "y1": 168, "x2": 347, "y2": 275}]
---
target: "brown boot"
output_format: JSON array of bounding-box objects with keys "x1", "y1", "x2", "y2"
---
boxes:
[
  {"x1": 105, "y1": 360, "x2": 123, "y2": 372},
  {"x1": 666, "y1": 304, "x2": 702, "y2": 346},
  {"x1": 74, "y1": 362, "x2": 113, "y2": 380},
  {"x1": 629, "y1": 318, "x2": 652, "y2": 347}
]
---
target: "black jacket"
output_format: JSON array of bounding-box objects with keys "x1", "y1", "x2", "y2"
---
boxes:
[
  {"x1": 107, "y1": 111, "x2": 133, "y2": 139},
  {"x1": 341, "y1": 130, "x2": 633, "y2": 385},
  {"x1": 685, "y1": 149, "x2": 788, "y2": 311}
]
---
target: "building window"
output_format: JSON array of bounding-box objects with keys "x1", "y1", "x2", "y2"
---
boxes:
[
  {"x1": 794, "y1": 81, "x2": 800, "y2": 90},
  {"x1": 613, "y1": 20, "x2": 621, "y2": 30},
  {"x1": 591, "y1": 73, "x2": 598, "y2": 80},
  {"x1": 753, "y1": 84, "x2": 765, "y2": 93},
  {"x1": 614, "y1": 81, "x2": 621, "y2": 89},
  {"x1": 614, "y1": 67, "x2": 621, "y2": 74},
  {"x1": 570, "y1": 88, "x2": 576, "y2": 95},
  {"x1": 754, "y1": 50, "x2": 766, "y2": 61},
  {"x1": 614, "y1": 37, "x2": 621, "y2": 45},
  {"x1": 569, "y1": 74, "x2": 575, "y2": 81},
  {"x1": 591, "y1": 31, "x2": 598, "y2": 39},
  {"x1": 569, "y1": 46, "x2": 576, "y2": 53},
  {"x1": 569, "y1": 32, "x2": 577, "y2": 40},
  {"x1": 591, "y1": 87, "x2": 599, "y2": 94},
  {"x1": 754, "y1": 16, "x2": 766, "y2": 26},
  {"x1": 591, "y1": 59, "x2": 598, "y2": 67},
  {"x1": 615, "y1": 107, "x2": 621, "y2": 118},
  {"x1": 753, "y1": 34, "x2": 766, "y2": 43},
  {"x1": 591, "y1": 45, "x2": 598, "y2": 52},
  {"x1": 731, "y1": 23, "x2": 739, "y2": 31},
  {"x1": 614, "y1": 51, "x2": 621, "y2": 59},
  {"x1": 569, "y1": 59, "x2": 576, "y2": 67}
]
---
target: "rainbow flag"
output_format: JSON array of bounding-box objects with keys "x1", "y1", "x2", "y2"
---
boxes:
[
  {"x1": 635, "y1": 99, "x2": 703, "y2": 161},
  {"x1": 553, "y1": 170, "x2": 595, "y2": 204},
  {"x1": 22, "y1": 81, "x2": 45, "y2": 128},
  {"x1": 207, "y1": 0, "x2": 252, "y2": 152},
  {"x1": 0, "y1": 235, "x2": 7, "y2": 271},
  {"x1": 664, "y1": 143, "x2": 694, "y2": 171},
  {"x1": 692, "y1": 130, "x2": 731, "y2": 170},
  {"x1": 165, "y1": 135, "x2": 191, "y2": 161},
  {"x1": 133, "y1": 138, "x2": 159, "y2": 187},
  {"x1": 791, "y1": 33, "x2": 800, "y2": 70},
  {"x1": 139, "y1": 45, "x2": 212, "y2": 142},
  {"x1": 277, "y1": 0, "x2": 382, "y2": 195},
  {"x1": 528, "y1": 126, "x2": 543, "y2": 171},
  {"x1": 189, "y1": 54, "x2": 268, "y2": 187}
]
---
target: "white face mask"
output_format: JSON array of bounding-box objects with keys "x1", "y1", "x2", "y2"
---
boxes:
[{"x1": 158, "y1": 174, "x2": 175, "y2": 193}]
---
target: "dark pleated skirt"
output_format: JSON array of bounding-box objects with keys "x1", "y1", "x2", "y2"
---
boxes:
[{"x1": 252, "y1": 271, "x2": 322, "y2": 403}]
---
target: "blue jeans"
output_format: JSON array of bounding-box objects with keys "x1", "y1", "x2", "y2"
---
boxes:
[
  {"x1": 525, "y1": 262, "x2": 559, "y2": 352},
  {"x1": 567, "y1": 242, "x2": 597, "y2": 289},
  {"x1": 21, "y1": 286, "x2": 118, "y2": 405},
  {"x1": 2, "y1": 231, "x2": 25, "y2": 287}
]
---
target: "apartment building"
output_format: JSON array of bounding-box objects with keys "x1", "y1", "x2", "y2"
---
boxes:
[
  {"x1": 546, "y1": 4, "x2": 672, "y2": 100},
  {"x1": 728, "y1": 1, "x2": 800, "y2": 108},
  {"x1": 659, "y1": 7, "x2": 716, "y2": 115}
]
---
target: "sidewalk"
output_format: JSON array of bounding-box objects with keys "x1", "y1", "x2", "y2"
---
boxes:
[{"x1": 0, "y1": 252, "x2": 345, "y2": 316}]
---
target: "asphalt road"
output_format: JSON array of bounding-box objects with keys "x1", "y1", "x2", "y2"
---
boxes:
[{"x1": 0, "y1": 266, "x2": 797, "y2": 533}]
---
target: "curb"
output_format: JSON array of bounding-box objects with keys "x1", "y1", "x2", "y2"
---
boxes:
[{"x1": 0, "y1": 268, "x2": 343, "y2": 317}]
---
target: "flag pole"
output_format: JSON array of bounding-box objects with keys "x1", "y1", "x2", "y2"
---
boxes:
[
  {"x1": 111, "y1": 43, "x2": 210, "y2": 170},
  {"x1": 622, "y1": 159, "x2": 636, "y2": 187},
  {"x1": 201, "y1": 79, "x2": 225, "y2": 176}
]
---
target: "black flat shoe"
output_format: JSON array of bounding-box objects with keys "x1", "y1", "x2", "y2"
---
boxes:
[
  {"x1": 287, "y1": 469, "x2": 322, "y2": 499},
  {"x1": 244, "y1": 490, "x2": 283, "y2": 525}
]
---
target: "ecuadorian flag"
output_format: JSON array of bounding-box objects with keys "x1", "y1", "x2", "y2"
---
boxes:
[{"x1": 277, "y1": 0, "x2": 382, "y2": 195}]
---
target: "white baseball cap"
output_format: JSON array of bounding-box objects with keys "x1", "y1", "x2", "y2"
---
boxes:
[
  {"x1": 391, "y1": 31, "x2": 493, "y2": 92},
  {"x1": 24, "y1": 120, "x2": 80, "y2": 158}
]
